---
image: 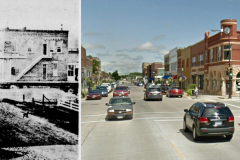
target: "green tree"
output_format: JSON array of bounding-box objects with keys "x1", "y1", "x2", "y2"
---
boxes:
[{"x1": 112, "y1": 70, "x2": 121, "y2": 81}]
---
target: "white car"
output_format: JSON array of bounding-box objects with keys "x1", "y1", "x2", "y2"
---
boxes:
[{"x1": 101, "y1": 83, "x2": 111, "y2": 92}]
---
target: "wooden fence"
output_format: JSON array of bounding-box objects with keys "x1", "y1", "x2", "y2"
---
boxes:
[{"x1": 57, "y1": 100, "x2": 79, "y2": 112}]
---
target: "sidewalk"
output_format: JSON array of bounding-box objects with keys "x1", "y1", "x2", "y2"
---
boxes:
[{"x1": 183, "y1": 91, "x2": 240, "y2": 101}]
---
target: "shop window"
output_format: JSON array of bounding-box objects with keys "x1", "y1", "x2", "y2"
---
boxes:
[
  {"x1": 218, "y1": 46, "x2": 221, "y2": 61},
  {"x1": 236, "y1": 80, "x2": 240, "y2": 91},
  {"x1": 224, "y1": 45, "x2": 231, "y2": 60},
  {"x1": 210, "y1": 49, "x2": 213, "y2": 62}
]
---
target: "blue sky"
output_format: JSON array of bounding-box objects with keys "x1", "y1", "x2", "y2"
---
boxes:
[
  {"x1": 0, "y1": 0, "x2": 79, "y2": 48},
  {"x1": 81, "y1": 0, "x2": 240, "y2": 75}
]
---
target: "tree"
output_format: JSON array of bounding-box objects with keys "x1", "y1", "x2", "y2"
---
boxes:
[
  {"x1": 92, "y1": 59, "x2": 100, "y2": 73},
  {"x1": 112, "y1": 70, "x2": 121, "y2": 81}
]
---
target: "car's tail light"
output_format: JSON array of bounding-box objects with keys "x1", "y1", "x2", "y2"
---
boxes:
[
  {"x1": 228, "y1": 116, "x2": 234, "y2": 122},
  {"x1": 113, "y1": 92, "x2": 117, "y2": 95},
  {"x1": 147, "y1": 92, "x2": 151, "y2": 95},
  {"x1": 199, "y1": 117, "x2": 209, "y2": 123},
  {"x1": 159, "y1": 92, "x2": 162, "y2": 95}
]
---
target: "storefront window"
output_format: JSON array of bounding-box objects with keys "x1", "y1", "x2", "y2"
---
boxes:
[{"x1": 236, "y1": 80, "x2": 240, "y2": 91}]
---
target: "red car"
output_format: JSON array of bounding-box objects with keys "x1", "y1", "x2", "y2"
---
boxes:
[
  {"x1": 86, "y1": 89, "x2": 102, "y2": 100},
  {"x1": 113, "y1": 87, "x2": 128, "y2": 97},
  {"x1": 166, "y1": 86, "x2": 183, "y2": 98}
]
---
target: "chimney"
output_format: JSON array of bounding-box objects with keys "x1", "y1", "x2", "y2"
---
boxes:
[
  {"x1": 61, "y1": 24, "x2": 63, "y2": 30},
  {"x1": 22, "y1": 27, "x2": 26, "y2": 31}
]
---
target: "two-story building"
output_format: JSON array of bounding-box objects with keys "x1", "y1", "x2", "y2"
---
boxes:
[{"x1": 0, "y1": 27, "x2": 78, "y2": 91}]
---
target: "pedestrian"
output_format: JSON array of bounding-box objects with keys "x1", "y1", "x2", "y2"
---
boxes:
[{"x1": 194, "y1": 86, "x2": 198, "y2": 99}]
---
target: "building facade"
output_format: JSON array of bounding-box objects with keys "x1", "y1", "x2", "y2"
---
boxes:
[
  {"x1": 0, "y1": 27, "x2": 79, "y2": 83},
  {"x1": 177, "y1": 46, "x2": 191, "y2": 89}
]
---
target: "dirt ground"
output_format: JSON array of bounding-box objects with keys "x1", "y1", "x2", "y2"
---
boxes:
[{"x1": 0, "y1": 102, "x2": 79, "y2": 159}]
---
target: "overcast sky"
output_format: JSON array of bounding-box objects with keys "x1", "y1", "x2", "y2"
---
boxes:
[
  {"x1": 81, "y1": 0, "x2": 240, "y2": 75},
  {"x1": 0, "y1": 0, "x2": 79, "y2": 48}
]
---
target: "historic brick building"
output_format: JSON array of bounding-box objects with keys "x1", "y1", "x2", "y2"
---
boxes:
[{"x1": 0, "y1": 27, "x2": 79, "y2": 83}]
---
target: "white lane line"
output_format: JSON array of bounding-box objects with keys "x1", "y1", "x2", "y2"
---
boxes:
[
  {"x1": 225, "y1": 103, "x2": 240, "y2": 109},
  {"x1": 81, "y1": 120, "x2": 106, "y2": 124},
  {"x1": 154, "y1": 119, "x2": 182, "y2": 122},
  {"x1": 134, "y1": 117, "x2": 182, "y2": 120},
  {"x1": 81, "y1": 112, "x2": 184, "y2": 117}
]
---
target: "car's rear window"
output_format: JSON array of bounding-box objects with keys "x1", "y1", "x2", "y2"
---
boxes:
[
  {"x1": 171, "y1": 87, "x2": 181, "y2": 89},
  {"x1": 202, "y1": 107, "x2": 233, "y2": 117},
  {"x1": 115, "y1": 87, "x2": 127, "y2": 90},
  {"x1": 149, "y1": 88, "x2": 161, "y2": 92},
  {"x1": 89, "y1": 90, "x2": 100, "y2": 93},
  {"x1": 109, "y1": 98, "x2": 132, "y2": 105}
]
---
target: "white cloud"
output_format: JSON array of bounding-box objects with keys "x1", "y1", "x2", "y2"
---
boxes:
[
  {"x1": 82, "y1": 31, "x2": 102, "y2": 36},
  {"x1": 135, "y1": 42, "x2": 158, "y2": 52},
  {"x1": 82, "y1": 43, "x2": 105, "y2": 50},
  {"x1": 158, "y1": 50, "x2": 169, "y2": 55}
]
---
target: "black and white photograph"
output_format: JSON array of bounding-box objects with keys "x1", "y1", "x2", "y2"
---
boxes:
[{"x1": 0, "y1": 0, "x2": 79, "y2": 159}]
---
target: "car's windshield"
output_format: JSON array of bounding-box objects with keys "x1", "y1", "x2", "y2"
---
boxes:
[{"x1": 109, "y1": 98, "x2": 132, "y2": 105}]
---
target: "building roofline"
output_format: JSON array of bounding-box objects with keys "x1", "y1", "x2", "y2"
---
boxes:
[{"x1": 1, "y1": 27, "x2": 68, "y2": 33}]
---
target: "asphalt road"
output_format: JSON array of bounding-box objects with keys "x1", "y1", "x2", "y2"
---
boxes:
[{"x1": 81, "y1": 81, "x2": 240, "y2": 160}]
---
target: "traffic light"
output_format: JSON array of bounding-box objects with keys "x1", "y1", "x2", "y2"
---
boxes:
[{"x1": 228, "y1": 67, "x2": 233, "y2": 77}]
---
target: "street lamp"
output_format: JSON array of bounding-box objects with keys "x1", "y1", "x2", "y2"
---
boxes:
[
  {"x1": 181, "y1": 68, "x2": 184, "y2": 89},
  {"x1": 211, "y1": 28, "x2": 231, "y2": 99}
]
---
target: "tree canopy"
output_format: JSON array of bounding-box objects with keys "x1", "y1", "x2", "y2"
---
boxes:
[{"x1": 112, "y1": 70, "x2": 121, "y2": 81}]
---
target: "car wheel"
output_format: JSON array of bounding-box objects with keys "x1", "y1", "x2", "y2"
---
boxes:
[
  {"x1": 166, "y1": 94, "x2": 168, "y2": 97},
  {"x1": 183, "y1": 119, "x2": 189, "y2": 132},
  {"x1": 193, "y1": 126, "x2": 199, "y2": 141},
  {"x1": 226, "y1": 135, "x2": 233, "y2": 141},
  {"x1": 180, "y1": 95, "x2": 183, "y2": 98},
  {"x1": 159, "y1": 98, "x2": 162, "y2": 101}
]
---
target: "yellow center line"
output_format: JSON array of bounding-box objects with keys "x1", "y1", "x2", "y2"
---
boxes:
[{"x1": 171, "y1": 142, "x2": 185, "y2": 159}]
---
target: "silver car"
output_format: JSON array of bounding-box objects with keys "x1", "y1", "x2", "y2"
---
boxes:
[
  {"x1": 106, "y1": 97, "x2": 135, "y2": 120},
  {"x1": 144, "y1": 87, "x2": 163, "y2": 101}
]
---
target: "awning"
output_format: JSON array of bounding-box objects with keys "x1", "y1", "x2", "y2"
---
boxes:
[
  {"x1": 162, "y1": 75, "x2": 172, "y2": 79},
  {"x1": 172, "y1": 75, "x2": 177, "y2": 79}
]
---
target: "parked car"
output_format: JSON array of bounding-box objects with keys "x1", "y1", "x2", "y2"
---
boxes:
[
  {"x1": 183, "y1": 102, "x2": 234, "y2": 141},
  {"x1": 86, "y1": 89, "x2": 102, "y2": 100},
  {"x1": 105, "y1": 96, "x2": 135, "y2": 120},
  {"x1": 160, "y1": 84, "x2": 169, "y2": 94},
  {"x1": 144, "y1": 87, "x2": 163, "y2": 101},
  {"x1": 166, "y1": 86, "x2": 183, "y2": 97},
  {"x1": 101, "y1": 83, "x2": 111, "y2": 93},
  {"x1": 96, "y1": 86, "x2": 108, "y2": 97},
  {"x1": 111, "y1": 83, "x2": 117, "y2": 88},
  {"x1": 137, "y1": 82, "x2": 143, "y2": 86},
  {"x1": 113, "y1": 86, "x2": 128, "y2": 97}
]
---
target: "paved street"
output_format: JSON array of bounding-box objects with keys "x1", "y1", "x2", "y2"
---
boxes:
[{"x1": 81, "y1": 82, "x2": 240, "y2": 160}]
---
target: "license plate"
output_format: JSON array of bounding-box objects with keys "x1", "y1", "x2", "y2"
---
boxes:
[
  {"x1": 175, "y1": 90, "x2": 178, "y2": 92},
  {"x1": 153, "y1": 94, "x2": 156, "y2": 95},
  {"x1": 117, "y1": 116, "x2": 123, "y2": 119},
  {"x1": 92, "y1": 96, "x2": 96, "y2": 98},
  {"x1": 215, "y1": 121, "x2": 222, "y2": 125}
]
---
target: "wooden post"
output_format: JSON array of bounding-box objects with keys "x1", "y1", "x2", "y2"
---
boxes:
[
  {"x1": 23, "y1": 94, "x2": 25, "y2": 102},
  {"x1": 42, "y1": 94, "x2": 45, "y2": 113}
]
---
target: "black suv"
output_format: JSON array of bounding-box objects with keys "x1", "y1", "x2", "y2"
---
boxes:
[{"x1": 183, "y1": 102, "x2": 234, "y2": 141}]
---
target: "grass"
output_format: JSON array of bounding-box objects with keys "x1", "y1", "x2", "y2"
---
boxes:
[{"x1": 0, "y1": 102, "x2": 78, "y2": 148}]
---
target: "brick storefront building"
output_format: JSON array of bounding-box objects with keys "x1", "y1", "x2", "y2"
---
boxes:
[{"x1": 0, "y1": 27, "x2": 79, "y2": 83}]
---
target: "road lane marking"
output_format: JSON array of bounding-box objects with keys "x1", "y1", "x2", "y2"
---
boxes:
[
  {"x1": 171, "y1": 143, "x2": 185, "y2": 159},
  {"x1": 81, "y1": 112, "x2": 183, "y2": 117},
  {"x1": 154, "y1": 119, "x2": 182, "y2": 122},
  {"x1": 225, "y1": 103, "x2": 240, "y2": 109}
]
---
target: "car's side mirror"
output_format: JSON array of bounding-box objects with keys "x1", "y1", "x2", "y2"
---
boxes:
[
  {"x1": 184, "y1": 109, "x2": 189, "y2": 112},
  {"x1": 132, "y1": 102, "x2": 135, "y2": 104},
  {"x1": 105, "y1": 103, "x2": 109, "y2": 106}
]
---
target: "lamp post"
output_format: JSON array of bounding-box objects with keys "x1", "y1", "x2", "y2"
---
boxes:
[
  {"x1": 211, "y1": 28, "x2": 231, "y2": 99},
  {"x1": 181, "y1": 68, "x2": 184, "y2": 89}
]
